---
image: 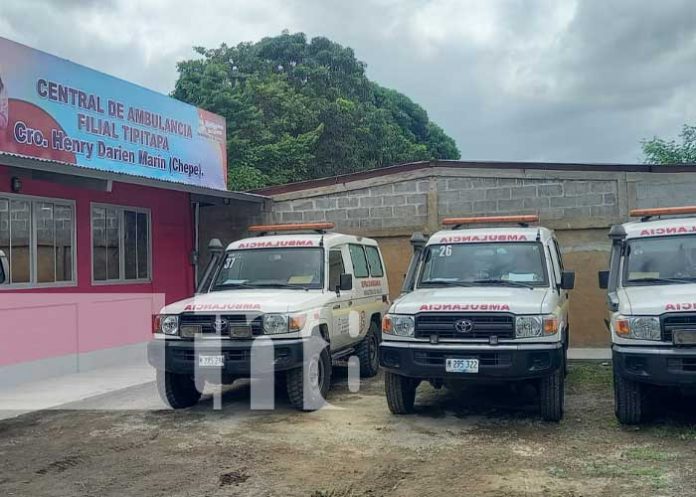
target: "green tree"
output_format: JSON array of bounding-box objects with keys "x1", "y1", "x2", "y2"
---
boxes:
[
  {"x1": 642, "y1": 125, "x2": 696, "y2": 164},
  {"x1": 172, "y1": 32, "x2": 460, "y2": 189}
]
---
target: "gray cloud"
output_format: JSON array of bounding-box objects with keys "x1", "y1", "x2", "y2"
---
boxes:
[{"x1": 1, "y1": 0, "x2": 694, "y2": 164}]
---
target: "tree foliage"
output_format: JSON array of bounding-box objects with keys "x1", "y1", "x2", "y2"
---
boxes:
[
  {"x1": 172, "y1": 32, "x2": 460, "y2": 189},
  {"x1": 642, "y1": 125, "x2": 696, "y2": 164}
]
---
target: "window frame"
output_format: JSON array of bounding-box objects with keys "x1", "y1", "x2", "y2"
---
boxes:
[
  {"x1": 348, "y1": 243, "x2": 370, "y2": 279},
  {"x1": 364, "y1": 245, "x2": 384, "y2": 277},
  {"x1": 0, "y1": 191, "x2": 77, "y2": 290},
  {"x1": 328, "y1": 248, "x2": 346, "y2": 290},
  {"x1": 90, "y1": 202, "x2": 152, "y2": 285}
]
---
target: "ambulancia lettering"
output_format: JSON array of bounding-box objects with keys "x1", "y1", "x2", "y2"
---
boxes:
[
  {"x1": 639, "y1": 226, "x2": 696, "y2": 237},
  {"x1": 665, "y1": 302, "x2": 696, "y2": 311},
  {"x1": 236, "y1": 240, "x2": 315, "y2": 249},
  {"x1": 418, "y1": 303, "x2": 511, "y2": 312},
  {"x1": 438, "y1": 234, "x2": 528, "y2": 244},
  {"x1": 183, "y1": 303, "x2": 262, "y2": 311}
]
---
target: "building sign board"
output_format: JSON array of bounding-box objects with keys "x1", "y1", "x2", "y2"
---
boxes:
[{"x1": 0, "y1": 37, "x2": 228, "y2": 190}]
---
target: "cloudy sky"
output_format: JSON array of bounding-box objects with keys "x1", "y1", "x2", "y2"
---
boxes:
[{"x1": 2, "y1": 0, "x2": 695, "y2": 164}]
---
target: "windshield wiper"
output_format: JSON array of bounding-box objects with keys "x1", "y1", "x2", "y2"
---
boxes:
[
  {"x1": 472, "y1": 279, "x2": 535, "y2": 289},
  {"x1": 420, "y1": 280, "x2": 477, "y2": 287},
  {"x1": 250, "y1": 282, "x2": 312, "y2": 291},
  {"x1": 211, "y1": 282, "x2": 260, "y2": 291},
  {"x1": 627, "y1": 277, "x2": 695, "y2": 285}
]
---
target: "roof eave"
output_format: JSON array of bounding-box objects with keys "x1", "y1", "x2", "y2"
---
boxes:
[{"x1": 0, "y1": 152, "x2": 266, "y2": 203}]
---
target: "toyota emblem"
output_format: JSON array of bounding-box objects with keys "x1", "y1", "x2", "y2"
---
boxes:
[
  {"x1": 454, "y1": 319, "x2": 474, "y2": 333},
  {"x1": 213, "y1": 316, "x2": 229, "y2": 334}
]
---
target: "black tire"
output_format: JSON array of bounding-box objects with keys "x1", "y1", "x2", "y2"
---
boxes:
[
  {"x1": 614, "y1": 373, "x2": 645, "y2": 425},
  {"x1": 539, "y1": 368, "x2": 564, "y2": 422},
  {"x1": 356, "y1": 322, "x2": 380, "y2": 378},
  {"x1": 157, "y1": 370, "x2": 202, "y2": 409},
  {"x1": 286, "y1": 346, "x2": 331, "y2": 411},
  {"x1": 385, "y1": 372, "x2": 418, "y2": 414}
]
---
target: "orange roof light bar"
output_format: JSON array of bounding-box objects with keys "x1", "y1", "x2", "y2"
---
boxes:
[
  {"x1": 630, "y1": 206, "x2": 696, "y2": 218},
  {"x1": 248, "y1": 222, "x2": 335, "y2": 233},
  {"x1": 442, "y1": 215, "x2": 539, "y2": 226}
]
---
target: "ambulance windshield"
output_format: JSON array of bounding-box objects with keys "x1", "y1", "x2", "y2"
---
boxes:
[
  {"x1": 418, "y1": 242, "x2": 548, "y2": 288},
  {"x1": 212, "y1": 248, "x2": 324, "y2": 290},
  {"x1": 623, "y1": 235, "x2": 696, "y2": 285}
]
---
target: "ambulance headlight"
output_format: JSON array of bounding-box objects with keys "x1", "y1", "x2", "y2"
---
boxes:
[
  {"x1": 614, "y1": 315, "x2": 661, "y2": 341},
  {"x1": 160, "y1": 315, "x2": 179, "y2": 336},
  {"x1": 515, "y1": 316, "x2": 543, "y2": 338},
  {"x1": 383, "y1": 314, "x2": 415, "y2": 337},
  {"x1": 263, "y1": 314, "x2": 289, "y2": 335}
]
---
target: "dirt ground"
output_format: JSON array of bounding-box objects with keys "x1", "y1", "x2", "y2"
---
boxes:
[{"x1": 2, "y1": 363, "x2": 696, "y2": 497}]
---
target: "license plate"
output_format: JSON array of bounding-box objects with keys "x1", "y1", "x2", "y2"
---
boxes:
[
  {"x1": 198, "y1": 355, "x2": 224, "y2": 367},
  {"x1": 673, "y1": 330, "x2": 696, "y2": 346},
  {"x1": 445, "y1": 358, "x2": 479, "y2": 373}
]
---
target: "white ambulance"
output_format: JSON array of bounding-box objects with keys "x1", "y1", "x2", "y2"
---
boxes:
[
  {"x1": 380, "y1": 215, "x2": 575, "y2": 421},
  {"x1": 148, "y1": 223, "x2": 390, "y2": 411},
  {"x1": 599, "y1": 206, "x2": 696, "y2": 424}
]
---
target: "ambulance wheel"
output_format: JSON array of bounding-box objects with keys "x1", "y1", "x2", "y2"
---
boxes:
[
  {"x1": 539, "y1": 369, "x2": 564, "y2": 422},
  {"x1": 157, "y1": 370, "x2": 202, "y2": 409},
  {"x1": 357, "y1": 322, "x2": 380, "y2": 378},
  {"x1": 286, "y1": 346, "x2": 331, "y2": 411},
  {"x1": 385, "y1": 372, "x2": 419, "y2": 414},
  {"x1": 614, "y1": 373, "x2": 645, "y2": 425}
]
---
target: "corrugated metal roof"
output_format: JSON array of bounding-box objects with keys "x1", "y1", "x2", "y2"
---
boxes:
[{"x1": 0, "y1": 151, "x2": 266, "y2": 203}]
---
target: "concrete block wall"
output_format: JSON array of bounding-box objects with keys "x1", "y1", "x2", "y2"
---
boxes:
[
  {"x1": 436, "y1": 176, "x2": 619, "y2": 223},
  {"x1": 272, "y1": 181, "x2": 430, "y2": 232},
  {"x1": 270, "y1": 168, "x2": 630, "y2": 233}
]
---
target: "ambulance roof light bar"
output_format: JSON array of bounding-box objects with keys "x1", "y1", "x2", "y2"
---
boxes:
[
  {"x1": 630, "y1": 206, "x2": 696, "y2": 222},
  {"x1": 248, "y1": 222, "x2": 335, "y2": 236},
  {"x1": 442, "y1": 215, "x2": 539, "y2": 229}
]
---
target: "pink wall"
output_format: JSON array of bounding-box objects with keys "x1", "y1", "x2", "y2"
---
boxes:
[{"x1": 0, "y1": 164, "x2": 194, "y2": 366}]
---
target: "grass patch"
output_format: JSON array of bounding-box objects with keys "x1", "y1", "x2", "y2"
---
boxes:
[
  {"x1": 547, "y1": 466, "x2": 568, "y2": 478},
  {"x1": 643, "y1": 424, "x2": 696, "y2": 441},
  {"x1": 582, "y1": 460, "x2": 669, "y2": 490},
  {"x1": 567, "y1": 363, "x2": 612, "y2": 389},
  {"x1": 623, "y1": 446, "x2": 677, "y2": 462}
]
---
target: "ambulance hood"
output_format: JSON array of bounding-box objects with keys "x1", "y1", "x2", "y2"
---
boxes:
[
  {"x1": 161, "y1": 289, "x2": 326, "y2": 315},
  {"x1": 391, "y1": 286, "x2": 551, "y2": 315},
  {"x1": 618, "y1": 283, "x2": 696, "y2": 315}
]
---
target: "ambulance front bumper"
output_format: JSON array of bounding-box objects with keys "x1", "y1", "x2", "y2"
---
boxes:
[
  {"x1": 613, "y1": 345, "x2": 696, "y2": 386},
  {"x1": 379, "y1": 341, "x2": 563, "y2": 380}
]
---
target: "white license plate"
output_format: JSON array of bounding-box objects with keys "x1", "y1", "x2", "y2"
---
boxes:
[
  {"x1": 445, "y1": 358, "x2": 479, "y2": 373},
  {"x1": 198, "y1": 355, "x2": 225, "y2": 367}
]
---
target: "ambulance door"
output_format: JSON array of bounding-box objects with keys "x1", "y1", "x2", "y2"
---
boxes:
[{"x1": 328, "y1": 246, "x2": 353, "y2": 351}]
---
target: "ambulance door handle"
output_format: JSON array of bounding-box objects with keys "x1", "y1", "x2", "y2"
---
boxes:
[
  {"x1": 333, "y1": 304, "x2": 340, "y2": 310},
  {"x1": 348, "y1": 301, "x2": 353, "y2": 307}
]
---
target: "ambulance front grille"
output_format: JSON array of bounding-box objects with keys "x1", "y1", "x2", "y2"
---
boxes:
[
  {"x1": 178, "y1": 313, "x2": 263, "y2": 337},
  {"x1": 662, "y1": 313, "x2": 696, "y2": 343},
  {"x1": 414, "y1": 313, "x2": 515, "y2": 340}
]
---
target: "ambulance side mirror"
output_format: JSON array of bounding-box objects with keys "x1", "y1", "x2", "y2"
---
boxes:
[
  {"x1": 339, "y1": 273, "x2": 353, "y2": 292},
  {"x1": 0, "y1": 250, "x2": 8, "y2": 284},
  {"x1": 598, "y1": 270, "x2": 609, "y2": 290},
  {"x1": 560, "y1": 271, "x2": 575, "y2": 290}
]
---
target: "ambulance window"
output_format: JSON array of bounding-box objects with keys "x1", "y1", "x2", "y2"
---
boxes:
[
  {"x1": 328, "y1": 249, "x2": 345, "y2": 289},
  {"x1": 365, "y1": 246, "x2": 384, "y2": 277},
  {"x1": 349, "y1": 244, "x2": 369, "y2": 278},
  {"x1": 553, "y1": 239, "x2": 565, "y2": 270},
  {"x1": 547, "y1": 245, "x2": 560, "y2": 286}
]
